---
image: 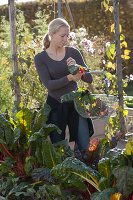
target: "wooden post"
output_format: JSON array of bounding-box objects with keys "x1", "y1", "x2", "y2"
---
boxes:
[
  {"x1": 112, "y1": 0, "x2": 126, "y2": 136},
  {"x1": 58, "y1": 0, "x2": 63, "y2": 17},
  {"x1": 8, "y1": 0, "x2": 21, "y2": 111}
]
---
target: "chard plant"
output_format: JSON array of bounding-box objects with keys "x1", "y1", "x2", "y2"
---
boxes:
[
  {"x1": 0, "y1": 106, "x2": 101, "y2": 200},
  {"x1": 91, "y1": 143, "x2": 133, "y2": 200}
]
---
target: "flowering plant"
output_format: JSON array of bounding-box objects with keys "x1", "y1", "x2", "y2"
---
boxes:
[
  {"x1": 67, "y1": 27, "x2": 109, "y2": 95},
  {"x1": 68, "y1": 28, "x2": 95, "y2": 54},
  {"x1": 68, "y1": 27, "x2": 106, "y2": 68}
]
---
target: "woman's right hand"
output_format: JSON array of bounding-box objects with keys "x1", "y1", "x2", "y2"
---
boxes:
[{"x1": 67, "y1": 72, "x2": 83, "y2": 82}]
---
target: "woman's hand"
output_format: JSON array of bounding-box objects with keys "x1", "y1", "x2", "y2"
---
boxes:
[
  {"x1": 67, "y1": 72, "x2": 83, "y2": 82},
  {"x1": 66, "y1": 57, "x2": 84, "y2": 82},
  {"x1": 66, "y1": 57, "x2": 76, "y2": 66}
]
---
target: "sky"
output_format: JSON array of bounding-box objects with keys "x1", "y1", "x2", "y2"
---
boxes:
[{"x1": 0, "y1": 0, "x2": 35, "y2": 6}]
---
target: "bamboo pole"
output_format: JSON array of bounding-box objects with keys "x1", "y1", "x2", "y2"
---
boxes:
[
  {"x1": 112, "y1": 0, "x2": 126, "y2": 136},
  {"x1": 8, "y1": 0, "x2": 21, "y2": 111}
]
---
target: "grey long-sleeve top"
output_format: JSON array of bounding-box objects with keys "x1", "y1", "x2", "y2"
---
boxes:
[{"x1": 34, "y1": 46, "x2": 93, "y2": 102}]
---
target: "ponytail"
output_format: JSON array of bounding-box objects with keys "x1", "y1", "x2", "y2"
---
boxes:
[{"x1": 42, "y1": 33, "x2": 50, "y2": 50}]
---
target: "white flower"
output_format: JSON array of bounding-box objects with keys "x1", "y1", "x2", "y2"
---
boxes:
[
  {"x1": 79, "y1": 27, "x2": 86, "y2": 32},
  {"x1": 80, "y1": 38, "x2": 88, "y2": 45},
  {"x1": 69, "y1": 32, "x2": 76, "y2": 40},
  {"x1": 129, "y1": 74, "x2": 133, "y2": 80},
  {"x1": 76, "y1": 28, "x2": 87, "y2": 38},
  {"x1": 87, "y1": 39, "x2": 93, "y2": 47},
  {"x1": 93, "y1": 35, "x2": 98, "y2": 40},
  {"x1": 105, "y1": 42, "x2": 110, "y2": 47},
  {"x1": 102, "y1": 60, "x2": 106, "y2": 64},
  {"x1": 2, "y1": 42, "x2": 8, "y2": 48},
  {"x1": 89, "y1": 47, "x2": 95, "y2": 54}
]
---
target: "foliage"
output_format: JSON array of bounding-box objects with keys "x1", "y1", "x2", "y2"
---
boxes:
[
  {"x1": 61, "y1": 89, "x2": 109, "y2": 119},
  {"x1": 0, "y1": 175, "x2": 84, "y2": 200},
  {"x1": 124, "y1": 75, "x2": 133, "y2": 96},
  {"x1": 99, "y1": 0, "x2": 132, "y2": 139},
  {"x1": 16, "y1": 10, "x2": 49, "y2": 109},
  {"x1": 0, "y1": 2, "x2": 132, "y2": 200},
  {"x1": 125, "y1": 96, "x2": 133, "y2": 108},
  {"x1": 51, "y1": 157, "x2": 101, "y2": 192},
  {"x1": 102, "y1": 39, "x2": 129, "y2": 96},
  {"x1": 90, "y1": 146, "x2": 133, "y2": 199},
  {"x1": 125, "y1": 137, "x2": 133, "y2": 156},
  {"x1": 0, "y1": 105, "x2": 53, "y2": 177},
  {"x1": 0, "y1": 106, "x2": 133, "y2": 199},
  {"x1": 0, "y1": 10, "x2": 49, "y2": 113},
  {"x1": 105, "y1": 109, "x2": 128, "y2": 141},
  {"x1": 0, "y1": 107, "x2": 100, "y2": 199},
  {"x1": 0, "y1": 16, "x2": 14, "y2": 112}
]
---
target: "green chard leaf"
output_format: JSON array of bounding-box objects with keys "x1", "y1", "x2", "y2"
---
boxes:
[{"x1": 113, "y1": 166, "x2": 133, "y2": 198}]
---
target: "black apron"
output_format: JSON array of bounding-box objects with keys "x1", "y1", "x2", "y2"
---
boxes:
[{"x1": 46, "y1": 95, "x2": 94, "y2": 142}]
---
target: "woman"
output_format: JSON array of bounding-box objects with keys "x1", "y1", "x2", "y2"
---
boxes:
[{"x1": 34, "y1": 17, "x2": 94, "y2": 158}]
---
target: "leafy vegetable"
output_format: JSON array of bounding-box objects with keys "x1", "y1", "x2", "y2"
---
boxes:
[
  {"x1": 51, "y1": 157, "x2": 101, "y2": 191},
  {"x1": 61, "y1": 90, "x2": 109, "y2": 119}
]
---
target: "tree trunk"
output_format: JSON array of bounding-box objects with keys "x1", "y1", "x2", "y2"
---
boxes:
[
  {"x1": 8, "y1": 0, "x2": 21, "y2": 111},
  {"x1": 113, "y1": 0, "x2": 126, "y2": 136}
]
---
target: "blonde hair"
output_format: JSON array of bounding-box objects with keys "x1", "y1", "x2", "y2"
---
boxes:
[{"x1": 43, "y1": 18, "x2": 70, "y2": 50}]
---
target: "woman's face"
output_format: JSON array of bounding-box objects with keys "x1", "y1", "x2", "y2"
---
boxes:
[{"x1": 51, "y1": 26, "x2": 70, "y2": 47}]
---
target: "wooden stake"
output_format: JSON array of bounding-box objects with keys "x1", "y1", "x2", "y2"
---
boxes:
[
  {"x1": 112, "y1": 0, "x2": 126, "y2": 136},
  {"x1": 8, "y1": 0, "x2": 21, "y2": 111}
]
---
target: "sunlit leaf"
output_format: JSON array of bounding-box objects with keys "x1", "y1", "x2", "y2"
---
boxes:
[
  {"x1": 124, "y1": 49, "x2": 131, "y2": 56},
  {"x1": 123, "y1": 109, "x2": 128, "y2": 116},
  {"x1": 107, "y1": 61, "x2": 113, "y2": 68},
  {"x1": 121, "y1": 55, "x2": 130, "y2": 60},
  {"x1": 0, "y1": 76, "x2": 7, "y2": 80},
  {"x1": 109, "y1": 6, "x2": 113, "y2": 13},
  {"x1": 121, "y1": 41, "x2": 127, "y2": 48},
  {"x1": 105, "y1": 72, "x2": 113, "y2": 79},
  {"x1": 119, "y1": 25, "x2": 122, "y2": 33},
  {"x1": 107, "y1": 62, "x2": 115, "y2": 70},
  {"x1": 111, "y1": 24, "x2": 114, "y2": 33},
  {"x1": 120, "y1": 34, "x2": 125, "y2": 41},
  {"x1": 51, "y1": 157, "x2": 100, "y2": 191},
  {"x1": 125, "y1": 139, "x2": 133, "y2": 155},
  {"x1": 98, "y1": 157, "x2": 111, "y2": 178}
]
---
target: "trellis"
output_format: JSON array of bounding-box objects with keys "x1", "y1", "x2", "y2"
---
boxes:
[{"x1": 8, "y1": 0, "x2": 126, "y2": 135}]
